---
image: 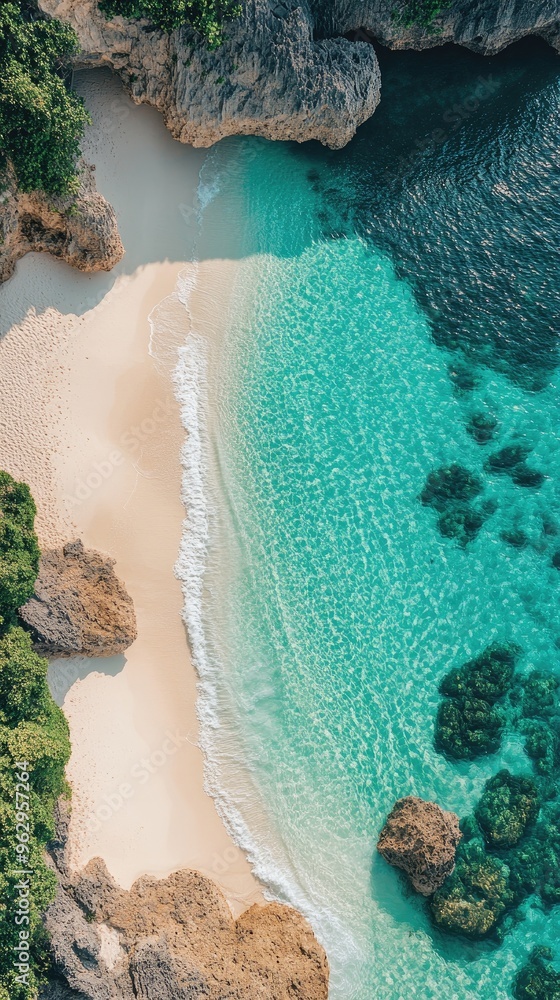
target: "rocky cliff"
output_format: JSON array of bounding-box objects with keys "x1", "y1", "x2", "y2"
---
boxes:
[
  {"x1": 39, "y1": 0, "x2": 381, "y2": 149},
  {"x1": 39, "y1": 0, "x2": 560, "y2": 154},
  {"x1": 41, "y1": 801, "x2": 329, "y2": 1000},
  {"x1": 0, "y1": 161, "x2": 123, "y2": 284},
  {"x1": 19, "y1": 540, "x2": 137, "y2": 657},
  {"x1": 315, "y1": 0, "x2": 560, "y2": 55}
]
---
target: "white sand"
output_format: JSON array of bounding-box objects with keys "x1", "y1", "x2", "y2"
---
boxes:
[{"x1": 0, "y1": 70, "x2": 261, "y2": 914}]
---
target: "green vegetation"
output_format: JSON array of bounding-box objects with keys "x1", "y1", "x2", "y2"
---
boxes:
[
  {"x1": 475, "y1": 771, "x2": 540, "y2": 849},
  {"x1": 435, "y1": 643, "x2": 519, "y2": 759},
  {"x1": 99, "y1": 0, "x2": 242, "y2": 48},
  {"x1": 0, "y1": 1, "x2": 90, "y2": 195},
  {"x1": 0, "y1": 472, "x2": 71, "y2": 999},
  {"x1": 394, "y1": 0, "x2": 452, "y2": 30},
  {"x1": 513, "y1": 948, "x2": 560, "y2": 1000}
]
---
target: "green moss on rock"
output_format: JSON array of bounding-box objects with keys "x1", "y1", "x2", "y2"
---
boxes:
[
  {"x1": 430, "y1": 839, "x2": 513, "y2": 939},
  {"x1": 435, "y1": 644, "x2": 520, "y2": 760},
  {"x1": 475, "y1": 771, "x2": 540, "y2": 849},
  {"x1": 513, "y1": 947, "x2": 560, "y2": 1000}
]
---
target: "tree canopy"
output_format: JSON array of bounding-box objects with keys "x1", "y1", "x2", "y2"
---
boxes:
[
  {"x1": 99, "y1": 0, "x2": 242, "y2": 48},
  {"x1": 0, "y1": 472, "x2": 71, "y2": 999},
  {"x1": 0, "y1": 1, "x2": 89, "y2": 194}
]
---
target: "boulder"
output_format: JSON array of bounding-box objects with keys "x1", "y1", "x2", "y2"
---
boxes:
[
  {"x1": 377, "y1": 796, "x2": 462, "y2": 895},
  {"x1": 41, "y1": 804, "x2": 329, "y2": 1000},
  {"x1": 19, "y1": 540, "x2": 137, "y2": 657},
  {"x1": 0, "y1": 161, "x2": 123, "y2": 285}
]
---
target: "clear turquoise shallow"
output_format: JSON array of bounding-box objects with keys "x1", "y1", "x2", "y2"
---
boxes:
[{"x1": 191, "y1": 39, "x2": 560, "y2": 1000}]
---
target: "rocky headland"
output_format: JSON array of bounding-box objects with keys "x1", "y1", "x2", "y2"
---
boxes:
[
  {"x1": 40, "y1": 801, "x2": 329, "y2": 1000},
  {"x1": 0, "y1": 161, "x2": 123, "y2": 284},
  {"x1": 377, "y1": 795, "x2": 462, "y2": 894},
  {"x1": 1, "y1": 0, "x2": 558, "y2": 281},
  {"x1": 39, "y1": 0, "x2": 560, "y2": 155},
  {"x1": 19, "y1": 539, "x2": 137, "y2": 657}
]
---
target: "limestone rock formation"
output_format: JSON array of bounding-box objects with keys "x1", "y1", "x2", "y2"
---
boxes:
[
  {"x1": 41, "y1": 801, "x2": 329, "y2": 1000},
  {"x1": 19, "y1": 540, "x2": 137, "y2": 657},
  {"x1": 314, "y1": 0, "x2": 560, "y2": 55},
  {"x1": 39, "y1": 0, "x2": 381, "y2": 149},
  {"x1": 39, "y1": 0, "x2": 560, "y2": 157},
  {"x1": 377, "y1": 795, "x2": 462, "y2": 895},
  {"x1": 0, "y1": 161, "x2": 123, "y2": 284}
]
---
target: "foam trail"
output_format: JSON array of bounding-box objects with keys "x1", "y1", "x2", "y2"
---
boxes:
[{"x1": 147, "y1": 144, "x2": 365, "y2": 998}]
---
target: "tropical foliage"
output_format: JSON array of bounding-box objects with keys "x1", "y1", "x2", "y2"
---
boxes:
[
  {"x1": 99, "y1": 0, "x2": 242, "y2": 47},
  {"x1": 0, "y1": 472, "x2": 71, "y2": 999},
  {"x1": 0, "y1": 1, "x2": 89, "y2": 194}
]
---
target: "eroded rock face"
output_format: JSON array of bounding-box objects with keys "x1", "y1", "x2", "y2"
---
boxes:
[
  {"x1": 39, "y1": 0, "x2": 560, "y2": 158},
  {"x1": 39, "y1": 0, "x2": 381, "y2": 149},
  {"x1": 377, "y1": 795, "x2": 462, "y2": 895},
  {"x1": 41, "y1": 802, "x2": 329, "y2": 1000},
  {"x1": 314, "y1": 0, "x2": 560, "y2": 54},
  {"x1": 0, "y1": 162, "x2": 123, "y2": 284},
  {"x1": 19, "y1": 540, "x2": 137, "y2": 657}
]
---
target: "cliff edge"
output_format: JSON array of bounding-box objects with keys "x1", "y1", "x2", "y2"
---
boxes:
[
  {"x1": 39, "y1": 0, "x2": 560, "y2": 154},
  {"x1": 0, "y1": 161, "x2": 123, "y2": 284}
]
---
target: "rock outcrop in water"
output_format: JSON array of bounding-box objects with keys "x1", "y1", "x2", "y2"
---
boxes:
[
  {"x1": 377, "y1": 795, "x2": 462, "y2": 894},
  {"x1": 41, "y1": 801, "x2": 329, "y2": 1000},
  {"x1": 0, "y1": 161, "x2": 123, "y2": 284},
  {"x1": 19, "y1": 540, "x2": 137, "y2": 657},
  {"x1": 39, "y1": 0, "x2": 560, "y2": 154}
]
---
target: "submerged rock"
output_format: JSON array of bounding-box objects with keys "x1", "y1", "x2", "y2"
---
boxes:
[
  {"x1": 484, "y1": 444, "x2": 544, "y2": 489},
  {"x1": 420, "y1": 464, "x2": 483, "y2": 512},
  {"x1": 430, "y1": 839, "x2": 513, "y2": 939},
  {"x1": 435, "y1": 643, "x2": 519, "y2": 759},
  {"x1": 0, "y1": 161, "x2": 123, "y2": 284},
  {"x1": 466, "y1": 412, "x2": 498, "y2": 445},
  {"x1": 448, "y1": 362, "x2": 480, "y2": 394},
  {"x1": 513, "y1": 947, "x2": 560, "y2": 1000},
  {"x1": 377, "y1": 796, "x2": 462, "y2": 895},
  {"x1": 42, "y1": 802, "x2": 329, "y2": 1000},
  {"x1": 500, "y1": 528, "x2": 529, "y2": 549},
  {"x1": 19, "y1": 540, "x2": 137, "y2": 657},
  {"x1": 475, "y1": 770, "x2": 540, "y2": 849},
  {"x1": 485, "y1": 444, "x2": 532, "y2": 471}
]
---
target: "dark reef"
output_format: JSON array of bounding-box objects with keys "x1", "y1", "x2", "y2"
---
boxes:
[
  {"x1": 435, "y1": 643, "x2": 519, "y2": 759},
  {"x1": 419, "y1": 464, "x2": 491, "y2": 547}
]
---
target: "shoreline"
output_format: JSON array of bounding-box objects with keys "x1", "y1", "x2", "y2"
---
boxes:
[{"x1": 0, "y1": 70, "x2": 261, "y2": 914}]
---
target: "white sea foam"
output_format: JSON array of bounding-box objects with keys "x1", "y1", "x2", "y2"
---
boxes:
[{"x1": 147, "y1": 148, "x2": 363, "y2": 994}]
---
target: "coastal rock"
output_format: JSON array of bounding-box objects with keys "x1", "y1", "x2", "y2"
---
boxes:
[
  {"x1": 38, "y1": 0, "x2": 560, "y2": 157},
  {"x1": 19, "y1": 540, "x2": 137, "y2": 657},
  {"x1": 377, "y1": 795, "x2": 462, "y2": 895},
  {"x1": 39, "y1": 0, "x2": 381, "y2": 150},
  {"x1": 315, "y1": 0, "x2": 560, "y2": 55},
  {"x1": 41, "y1": 812, "x2": 329, "y2": 1000},
  {"x1": 0, "y1": 161, "x2": 123, "y2": 284}
]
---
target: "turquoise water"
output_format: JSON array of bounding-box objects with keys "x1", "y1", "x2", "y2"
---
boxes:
[{"x1": 178, "y1": 39, "x2": 560, "y2": 1000}]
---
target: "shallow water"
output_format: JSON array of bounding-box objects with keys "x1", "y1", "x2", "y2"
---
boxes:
[{"x1": 171, "y1": 39, "x2": 560, "y2": 999}]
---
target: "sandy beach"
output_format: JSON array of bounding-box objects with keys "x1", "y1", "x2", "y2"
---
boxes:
[{"x1": 0, "y1": 69, "x2": 261, "y2": 914}]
